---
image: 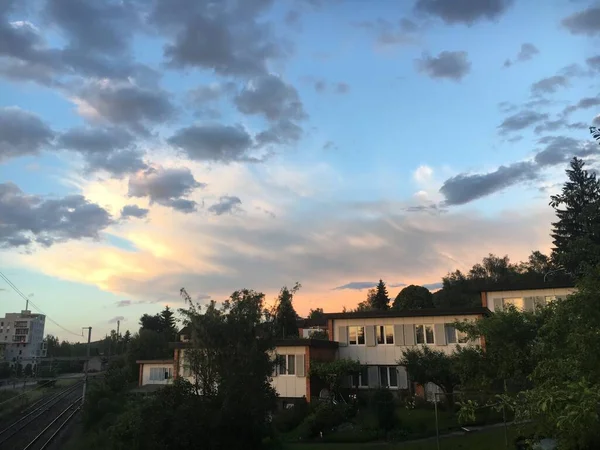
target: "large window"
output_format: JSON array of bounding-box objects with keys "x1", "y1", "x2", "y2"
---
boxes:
[
  {"x1": 276, "y1": 354, "x2": 296, "y2": 375},
  {"x1": 445, "y1": 325, "x2": 468, "y2": 344},
  {"x1": 149, "y1": 367, "x2": 172, "y2": 381},
  {"x1": 379, "y1": 366, "x2": 398, "y2": 388},
  {"x1": 377, "y1": 325, "x2": 394, "y2": 345},
  {"x1": 348, "y1": 326, "x2": 365, "y2": 345},
  {"x1": 351, "y1": 366, "x2": 369, "y2": 387},
  {"x1": 415, "y1": 324, "x2": 434, "y2": 344}
]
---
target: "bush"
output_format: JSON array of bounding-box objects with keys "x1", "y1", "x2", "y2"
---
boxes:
[
  {"x1": 296, "y1": 402, "x2": 356, "y2": 439},
  {"x1": 272, "y1": 399, "x2": 309, "y2": 433},
  {"x1": 371, "y1": 389, "x2": 397, "y2": 431},
  {"x1": 387, "y1": 428, "x2": 409, "y2": 442}
]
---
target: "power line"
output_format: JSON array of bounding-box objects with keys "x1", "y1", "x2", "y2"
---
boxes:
[{"x1": 0, "y1": 270, "x2": 83, "y2": 338}]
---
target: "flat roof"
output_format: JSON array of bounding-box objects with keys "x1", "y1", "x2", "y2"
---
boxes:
[
  {"x1": 275, "y1": 338, "x2": 338, "y2": 349},
  {"x1": 136, "y1": 359, "x2": 174, "y2": 365},
  {"x1": 481, "y1": 279, "x2": 576, "y2": 293},
  {"x1": 325, "y1": 307, "x2": 490, "y2": 320}
]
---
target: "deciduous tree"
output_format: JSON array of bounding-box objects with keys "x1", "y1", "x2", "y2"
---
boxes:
[{"x1": 392, "y1": 285, "x2": 434, "y2": 310}]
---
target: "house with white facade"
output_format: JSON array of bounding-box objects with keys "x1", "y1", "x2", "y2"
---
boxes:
[
  {"x1": 1, "y1": 310, "x2": 46, "y2": 366},
  {"x1": 137, "y1": 359, "x2": 174, "y2": 386},
  {"x1": 480, "y1": 280, "x2": 576, "y2": 313}
]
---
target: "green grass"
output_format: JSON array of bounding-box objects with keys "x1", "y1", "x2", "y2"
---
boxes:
[{"x1": 285, "y1": 425, "x2": 523, "y2": 450}]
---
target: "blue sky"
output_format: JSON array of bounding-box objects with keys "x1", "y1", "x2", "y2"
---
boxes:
[{"x1": 0, "y1": 0, "x2": 599, "y2": 341}]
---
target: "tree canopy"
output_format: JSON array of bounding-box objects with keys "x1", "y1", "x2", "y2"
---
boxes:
[
  {"x1": 272, "y1": 282, "x2": 301, "y2": 338},
  {"x1": 392, "y1": 284, "x2": 434, "y2": 310},
  {"x1": 550, "y1": 157, "x2": 600, "y2": 275}
]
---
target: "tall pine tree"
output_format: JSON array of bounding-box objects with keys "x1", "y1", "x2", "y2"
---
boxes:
[
  {"x1": 371, "y1": 279, "x2": 390, "y2": 310},
  {"x1": 550, "y1": 157, "x2": 600, "y2": 275},
  {"x1": 273, "y1": 283, "x2": 301, "y2": 338}
]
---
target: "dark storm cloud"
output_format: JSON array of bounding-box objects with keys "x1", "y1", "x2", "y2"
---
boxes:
[
  {"x1": 498, "y1": 110, "x2": 548, "y2": 134},
  {"x1": 128, "y1": 166, "x2": 205, "y2": 213},
  {"x1": 414, "y1": 0, "x2": 514, "y2": 25},
  {"x1": 504, "y1": 42, "x2": 539, "y2": 67},
  {"x1": 0, "y1": 106, "x2": 54, "y2": 161},
  {"x1": 57, "y1": 127, "x2": 146, "y2": 176},
  {"x1": 439, "y1": 161, "x2": 538, "y2": 206},
  {"x1": 207, "y1": 196, "x2": 242, "y2": 215},
  {"x1": 120, "y1": 204, "x2": 149, "y2": 219},
  {"x1": 234, "y1": 74, "x2": 306, "y2": 122},
  {"x1": 77, "y1": 81, "x2": 175, "y2": 134},
  {"x1": 0, "y1": 182, "x2": 113, "y2": 248},
  {"x1": 416, "y1": 51, "x2": 471, "y2": 81},
  {"x1": 151, "y1": 0, "x2": 288, "y2": 77},
  {"x1": 531, "y1": 75, "x2": 569, "y2": 95},
  {"x1": 168, "y1": 124, "x2": 255, "y2": 163},
  {"x1": 562, "y1": 6, "x2": 600, "y2": 36}
]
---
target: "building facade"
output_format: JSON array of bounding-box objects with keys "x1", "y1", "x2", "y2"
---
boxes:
[
  {"x1": 0, "y1": 310, "x2": 46, "y2": 366},
  {"x1": 481, "y1": 284, "x2": 575, "y2": 313}
]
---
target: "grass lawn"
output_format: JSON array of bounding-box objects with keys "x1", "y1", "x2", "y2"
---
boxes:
[{"x1": 285, "y1": 425, "x2": 522, "y2": 450}]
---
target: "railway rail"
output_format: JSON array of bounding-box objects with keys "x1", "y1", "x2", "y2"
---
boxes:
[{"x1": 0, "y1": 381, "x2": 83, "y2": 450}]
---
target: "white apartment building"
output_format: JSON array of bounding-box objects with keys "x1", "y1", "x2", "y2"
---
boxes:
[
  {"x1": 481, "y1": 282, "x2": 575, "y2": 313},
  {"x1": 0, "y1": 310, "x2": 47, "y2": 366}
]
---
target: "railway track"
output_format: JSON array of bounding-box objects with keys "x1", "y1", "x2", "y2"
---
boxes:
[{"x1": 0, "y1": 382, "x2": 83, "y2": 450}]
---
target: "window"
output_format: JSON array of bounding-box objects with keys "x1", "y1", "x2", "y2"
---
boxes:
[
  {"x1": 415, "y1": 324, "x2": 434, "y2": 344},
  {"x1": 502, "y1": 297, "x2": 525, "y2": 310},
  {"x1": 377, "y1": 325, "x2": 394, "y2": 345},
  {"x1": 445, "y1": 325, "x2": 468, "y2": 344},
  {"x1": 275, "y1": 354, "x2": 297, "y2": 375},
  {"x1": 149, "y1": 367, "x2": 172, "y2": 381},
  {"x1": 379, "y1": 366, "x2": 398, "y2": 388},
  {"x1": 287, "y1": 355, "x2": 295, "y2": 375},
  {"x1": 348, "y1": 326, "x2": 365, "y2": 345},
  {"x1": 352, "y1": 366, "x2": 369, "y2": 387}
]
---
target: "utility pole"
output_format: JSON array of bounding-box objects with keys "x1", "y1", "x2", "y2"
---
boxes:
[{"x1": 81, "y1": 327, "x2": 92, "y2": 406}]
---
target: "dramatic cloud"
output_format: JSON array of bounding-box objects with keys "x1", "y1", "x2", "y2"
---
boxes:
[
  {"x1": 333, "y1": 281, "x2": 379, "y2": 290},
  {"x1": 128, "y1": 166, "x2": 205, "y2": 213},
  {"x1": 588, "y1": 55, "x2": 600, "y2": 72},
  {"x1": 416, "y1": 51, "x2": 471, "y2": 81},
  {"x1": 57, "y1": 127, "x2": 145, "y2": 176},
  {"x1": 562, "y1": 6, "x2": 600, "y2": 36},
  {"x1": 563, "y1": 95, "x2": 600, "y2": 115},
  {"x1": 531, "y1": 75, "x2": 568, "y2": 95},
  {"x1": 108, "y1": 315, "x2": 125, "y2": 324},
  {"x1": 0, "y1": 182, "x2": 113, "y2": 248},
  {"x1": 534, "y1": 136, "x2": 598, "y2": 167},
  {"x1": 207, "y1": 196, "x2": 242, "y2": 215},
  {"x1": 234, "y1": 74, "x2": 306, "y2": 122},
  {"x1": 168, "y1": 124, "x2": 255, "y2": 162},
  {"x1": 120, "y1": 204, "x2": 149, "y2": 219},
  {"x1": 504, "y1": 42, "x2": 539, "y2": 67},
  {"x1": 44, "y1": 0, "x2": 139, "y2": 55},
  {"x1": 0, "y1": 106, "x2": 54, "y2": 161},
  {"x1": 440, "y1": 161, "x2": 538, "y2": 205},
  {"x1": 151, "y1": 0, "x2": 287, "y2": 76},
  {"x1": 498, "y1": 110, "x2": 548, "y2": 134},
  {"x1": 414, "y1": 0, "x2": 514, "y2": 25},
  {"x1": 75, "y1": 81, "x2": 175, "y2": 133},
  {"x1": 440, "y1": 135, "x2": 599, "y2": 205}
]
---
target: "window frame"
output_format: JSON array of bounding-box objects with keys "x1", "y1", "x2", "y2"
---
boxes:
[
  {"x1": 348, "y1": 326, "x2": 366, "y2": 346},
  {"x1": 445, "y1": 325, "x2": 469, "y2": 345},
  {"x1": 376, "y1": 325, "x2": 394, "y2": 345},
  {"x1": 379, "y1": 366, "x2": 399, "y2": 389},
  {"x1": 415, "y1": 324, "x2": 435, "y2": 344},
  {"x1": 275, "y1": 354, "x2": 298, "y2": 376}
]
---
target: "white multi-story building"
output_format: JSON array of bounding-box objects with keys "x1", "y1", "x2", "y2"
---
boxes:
[{"x1": 0, "y1": 310, "x2": 47, "y2": 366}]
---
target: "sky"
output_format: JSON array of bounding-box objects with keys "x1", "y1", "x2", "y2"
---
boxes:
[{"x1": 0, "y1": 0, "x2": 599, "y2": 342}]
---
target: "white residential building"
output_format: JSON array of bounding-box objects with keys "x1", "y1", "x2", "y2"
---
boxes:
[
  {"x1": 481, "y1": 283, "x2": 575, "y2": 313},
  {"x1": 0, "y1": 310, "x2": 46, "y2": 366}
]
